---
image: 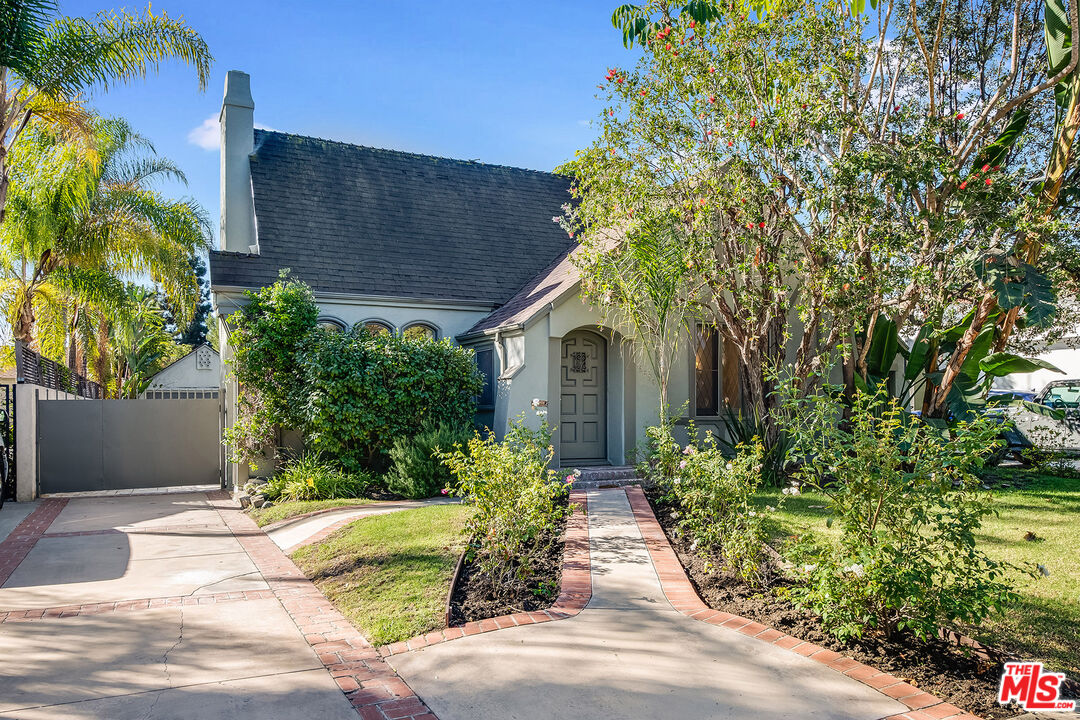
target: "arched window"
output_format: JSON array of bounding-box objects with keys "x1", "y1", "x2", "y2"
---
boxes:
[
  {"x1": 362, "y1": 320, "x2": 393, "y2": 336},
  {"x1": 402, "y1": 323, "x2": 438, "y2": 341},
  {"x1": 317, "y1": 317, "x2": 346, "y2": 332}
]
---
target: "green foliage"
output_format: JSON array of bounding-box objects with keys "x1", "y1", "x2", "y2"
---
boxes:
[
  {"x1": 224, "y1": 274, "x2": 319, "y2": 463},
  {"x1": 386, "y1": 421, "x2": 474, "y2": 499},
  {"x1": 438, "y1": 419, "x2": 572, "y2": 603},
  {"x1": 300, "y1": 328, "x2": 483, "y2": 474},
  {"x1": 225, "y1": 276, "x2": 483, "y2": 473},
  {"x1": 262, "y1": 454, "x2": 374, "y2": 503},
  {"x1": 717, "y1": 407, "x2": 793, "y2": 486},
  {"x1": 781, "y1": 387, "x2": 1024, "y2": 641},
  {"x1": 664, "y1": 432, "x2": 776, "y2": 585}
]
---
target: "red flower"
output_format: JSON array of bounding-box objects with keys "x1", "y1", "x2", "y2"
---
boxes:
[
  {"x1": 699, "y1": 198, "x2": 706, "y2": 205},
  {"x1": 665, "y1": 42, "x2": 672, "y2": 50},
  {"x1": 609, "y1": 110, "x2": 614, "y2": 116},
  {"x1": 708, "y1": 95, "x2": 716, "y2": 103},
  {"x1": 689, "y1": 20, "x2": 696, "y2": 28},
  {"x1": 750, "y1": 118, "x2": 757, "y2": 128},
  {"x1": 758, "y1": 221, "x2": 766, "y2": 228},
  {"x1": 959, "y1": 181, "x2": 967, "y2": 190},
  {"x1": 843, "y1": 282, "x2": 850, "y2": 292},
  {"x1": 616, "y1": 77, "x2": 623, "y2": 84},
  {"x1": 709, "y1": 66, "x2": 716, "y2": 73},
  {"x1": 993, "y1": 165, "x2": 1000, "y2": 171},
  {"x1": 727, "y1": 141, "x2": 733, "y2": 147},
  {"x1": 747, "y1": 223, "x2": 754, "y2": 230},
  {"x1": 956, "y1": 113, "x2": 965, "y2": 119},
  {"x1": 982, "y1": 164, "x2": 990, "y2": 172},
  {"x1": 641, "y1": 90, "x2": 647, "y2": 96},
  {"x1": 985, "y1": 177, "x2": 993, "y2": 186}
]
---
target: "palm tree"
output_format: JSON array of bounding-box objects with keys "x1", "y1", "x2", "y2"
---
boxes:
[
  {"x1": 109, "y1": 285, "x2": 174, "y2": 398},
  {"x1": 0, "y1": 115, "x2": 211, "y2": 356},
  {"x1": 1, "y1": 0, "x2": 212, "y2": 223}
]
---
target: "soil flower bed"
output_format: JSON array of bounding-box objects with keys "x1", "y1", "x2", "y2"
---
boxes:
[
  {"x1": 645, "y1": 488, "x2": 1078, "y2": 720},
  {"x1": 448, "y1": 498, "x2": 568, "y2": 625}
]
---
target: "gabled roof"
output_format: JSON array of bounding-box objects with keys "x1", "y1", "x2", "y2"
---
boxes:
[
  {"x1": 461, "y1": 244, "x2": 583, "y2": 337},
  {"x1": 209, "y1": 130, "x2": 575, "y2": 306},
  {"x1": 148, "y1": 342, "x2": 218, "y2": 380}
]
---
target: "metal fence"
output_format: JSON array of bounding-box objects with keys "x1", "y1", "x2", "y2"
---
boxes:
[
  {"x1": 14, "y1": 341, "x2": 104, "y2": 399},
  {"x1": 0, "y1": 385, "x2": 14, "y2": 501}
]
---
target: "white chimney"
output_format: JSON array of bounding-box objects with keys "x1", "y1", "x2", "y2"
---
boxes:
[{"x1": 219, "y1": 70, "x2": 257, "y2": 253}]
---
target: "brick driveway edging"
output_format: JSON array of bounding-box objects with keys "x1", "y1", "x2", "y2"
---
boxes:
[
  {"x1": 377, "y1": 488, "x2": 591, "y2": 658},
  {"x1": 0, "y1": 499, "x2": 68, "y2": 587},
  {"x1": 623, "y1": 486, "x2": 983, "y2": 720},
  {"x1": 206, "y1": 491, "x2": 438, "y2": 720}
]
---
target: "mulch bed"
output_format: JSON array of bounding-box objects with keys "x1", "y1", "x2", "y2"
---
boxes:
[
  {"x1": 448, "y1": 510, "x2": 567, "y2": 626},
  {"x1": 645, "y1": 488, "x2": 1079, "y2": 720}
]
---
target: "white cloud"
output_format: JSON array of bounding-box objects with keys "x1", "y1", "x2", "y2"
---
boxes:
[
  {"x1": 187, "y1": 114, "x2": 219, "y2": 150},
  {"x1": 188, "y1": 115, "x2": 277, "y2": 151}
]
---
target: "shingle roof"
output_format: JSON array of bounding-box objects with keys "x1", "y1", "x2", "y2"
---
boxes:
[
  {"x1": 209, "y1": 130, "x2": 575, "y2": 305},
  {"x1": 463, "y1": 244, "x2": 582, "y2": 336}
]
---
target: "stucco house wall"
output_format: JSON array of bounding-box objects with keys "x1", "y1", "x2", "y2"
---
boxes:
[{"x1": 142, "y1": 344, "x2": 221, "y2": 397}]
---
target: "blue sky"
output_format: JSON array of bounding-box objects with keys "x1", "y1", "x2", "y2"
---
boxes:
[{"x1": 67, "y1": 0, "x2": 630, "y2": 246}]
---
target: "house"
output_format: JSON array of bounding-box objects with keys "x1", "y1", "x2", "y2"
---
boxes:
[
  {"x1": 139, "y1": 343, "x2": 221, "y2": 400},
  {"x1": 209, "y1": 70, "x2": 747, "y2": 489}
]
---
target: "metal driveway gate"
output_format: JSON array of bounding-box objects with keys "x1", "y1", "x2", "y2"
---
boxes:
[{"x1": 37, "y1": 398, "x2": 221, "y2": 494}]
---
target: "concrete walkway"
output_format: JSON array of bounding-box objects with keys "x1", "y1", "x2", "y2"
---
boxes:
[
  {"x1": 388, "y1": 488, "x2": 908, "y2": 720},
  {"x1": 0, "y1": 493, "x2": 361, "y2": 719}
]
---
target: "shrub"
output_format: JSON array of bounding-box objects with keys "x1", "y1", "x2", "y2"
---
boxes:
[
  {"x1": 664, "y1": 433, "x2": 774, "y2": 585},
  {"x1": 386, "y1": 422, "x2": 473, "y2": 499},
  {"x1": 782, "y1": 388, "x2": 1023, "y2": 641},
  {"x1": 224, "y1": 273, "x2": 319, "y2": 464},
  {"x1": 300, "y1": 328, "x2": 483, "y2": 473},
  {"x1": 438, "y1": 418, "x2": 572, "y2": 602},
  {"x1": 263, "y1": 454, "x2": 374, "y2": 502}
]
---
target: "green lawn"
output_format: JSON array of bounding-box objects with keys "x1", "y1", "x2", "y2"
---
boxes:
[
  {"x1": 248, "y1": 498, "x2": 378, "y2": 527},
  {"x1": 290, "y1": 503, "x2": 471, "y2": 646},
  {"x1": 755, "y1": 469, "x2": 1080, "y2": 674}
]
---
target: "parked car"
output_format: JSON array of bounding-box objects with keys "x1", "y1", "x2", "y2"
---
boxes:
[{"x1": 1033, "y1": 379, "x2": 1080, "y2": 415}]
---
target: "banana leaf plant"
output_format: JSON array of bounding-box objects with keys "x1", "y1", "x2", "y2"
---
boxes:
[{"x1": 856, "y1": 311, "x2": 1065, "y2": 423}]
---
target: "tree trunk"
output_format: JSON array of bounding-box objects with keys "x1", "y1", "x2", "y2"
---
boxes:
[{"x1": 929, "y1": 289, "x2": 997, "y2": 415}]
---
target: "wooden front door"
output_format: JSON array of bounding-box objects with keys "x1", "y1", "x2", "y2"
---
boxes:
[{"x1": 560, "y1": 331, "x2": 606, "y2": 462}]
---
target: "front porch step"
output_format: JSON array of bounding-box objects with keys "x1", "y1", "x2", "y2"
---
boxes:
[{"x1": 560, "y1": 465, "x2": 640, "y2": 488}]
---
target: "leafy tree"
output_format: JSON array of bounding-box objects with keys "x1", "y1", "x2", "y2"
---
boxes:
[
  {"x1": 0, "y1": 116, "x2": 211, "y2": 363},
  {"x1": 0, "y1": 0, "x2": 212, "y2": 224},
  {"x1": 575, "y1": 0, "x2": 1080, "y2": 426},
  {"x1": 161, "y1": 254, "x2": 211, "y2": 346}
]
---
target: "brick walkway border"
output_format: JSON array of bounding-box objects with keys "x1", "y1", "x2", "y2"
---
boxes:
[
  {"x1": 623, "y1": 486, "x2": 982, "y2": 720},
  {"x1": 206, "y1": 490, "x2": 438, "y2": 720},
  {"x1": 377, "y1": 488, "x2": 591, "y2": 657},
  {"x1": 0, "y1": 499, "x2": 68, "y2": 586}
]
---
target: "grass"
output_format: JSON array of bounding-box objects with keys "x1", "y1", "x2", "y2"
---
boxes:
[
  {"x1": 248, "y1": 498, "x2": 378, "y2": 527},
  {"x1": 754, "y1": 468, "x2": 1080, "y2": 674},
  {"x1": 290, "y1": 503, "x2": 471, "y2": 646}
]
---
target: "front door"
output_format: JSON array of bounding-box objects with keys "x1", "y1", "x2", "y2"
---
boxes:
[{"x1": 560, "y1": 331, "x2": 606, "y2": 462}]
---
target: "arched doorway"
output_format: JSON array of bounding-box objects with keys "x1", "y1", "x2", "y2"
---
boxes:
[{"x1": 560, "y1": 330, "x2": 606, "y2": 462}]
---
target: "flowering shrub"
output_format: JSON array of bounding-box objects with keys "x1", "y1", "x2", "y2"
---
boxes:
[
  {"x1": 783, "y1": 388, "x2": 1023, "y2": 640},
  {"x1": 635, "y1": 422, "x2": 683, "y2": 484},
  {"x1": 438, "y1": 418, "x2": 572, "y2": 602},
  {"x1": 663, "y1": 430, "x2": 775, "y2": 585}
]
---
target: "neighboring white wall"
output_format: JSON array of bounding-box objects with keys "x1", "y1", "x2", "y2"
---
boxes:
[
  {"x1": 142, "y1": 346, "x2": 221, "y2": 394},
  {"x1": 993, "y1": 339, "x2": 1080, "y2": 395},
  {"x1": 15, "y1": 384, "x2": 79, "y2": 501}
]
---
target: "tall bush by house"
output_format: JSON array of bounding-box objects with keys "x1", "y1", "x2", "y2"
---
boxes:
[
  {"x1": 224, "y1": 275, "x2": 483, "y2": 475},
  {"x1": 300, "y1": 328, "x2": 482, "y2": 474},
  {"x1": 224, "y1": 273, "x2": 319, "y2": 464}
]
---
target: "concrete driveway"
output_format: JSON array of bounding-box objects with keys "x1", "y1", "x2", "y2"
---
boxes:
[{"x1": 0, "y1": 493, "x2": 362, "y2": 719}]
